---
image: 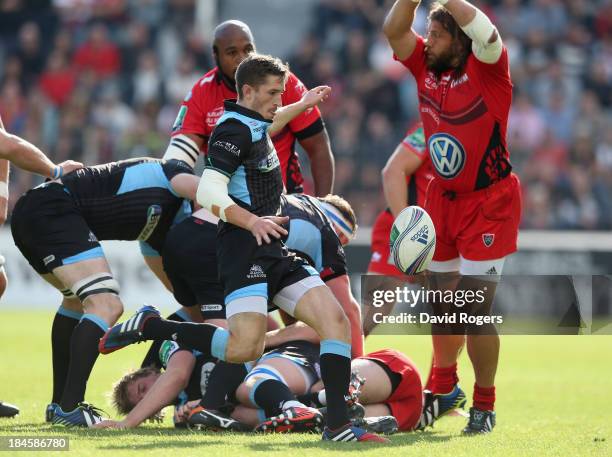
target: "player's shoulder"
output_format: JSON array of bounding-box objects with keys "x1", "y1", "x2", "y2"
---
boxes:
[
  {"x1": 189, "y1": 68, "x2": 222, "y2": 96},
  {"x1": 284, "y1": 71, "x2": 308, "y2": 95}
]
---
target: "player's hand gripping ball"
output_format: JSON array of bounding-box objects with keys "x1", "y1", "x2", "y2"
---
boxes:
[{"x1": 390, "y1": 206, "x2": 436, "y2": 274}]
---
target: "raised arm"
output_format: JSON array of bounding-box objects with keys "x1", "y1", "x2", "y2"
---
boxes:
[
  {"x1": 268, "y1": 86, "x2": 331, "y2": 137},
  {"x1": 440, "y1": 0, "x2": 502, "y2": 63},
  {"x1": 299, "y1": 128, "x2": 335, "y2": 196},
  {"x1": 382, "y1": 146, "x2": 422, "y2": 218},
  {"x1": 382, "y1": 0, "x2": 421, "y2": 61}
]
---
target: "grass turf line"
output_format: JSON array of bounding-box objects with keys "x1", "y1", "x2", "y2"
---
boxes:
[{"x1": 0, "y1": 311, "x2": 610, "y2": 456}]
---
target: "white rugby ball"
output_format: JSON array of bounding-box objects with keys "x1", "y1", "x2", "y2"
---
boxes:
[{"x1": 390, "y1": 206, "x2": 436, "y2": 274}]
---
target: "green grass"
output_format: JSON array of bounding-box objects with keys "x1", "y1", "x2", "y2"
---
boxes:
[{"x1": 0, "y1": 310, "x2": 610, "y2": 456}]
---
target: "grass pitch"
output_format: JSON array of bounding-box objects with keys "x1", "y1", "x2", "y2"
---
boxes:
[{"x1": 0, "y1": 310, "x2": 610, "y2": 456}]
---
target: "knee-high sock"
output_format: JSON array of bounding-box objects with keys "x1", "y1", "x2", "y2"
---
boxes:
[
  {"x1": 143, "y1": 318, "x2": 229, "y2": 360},
  {"x1": 319, "y1": 339, "x2": 351, "y2": 430},
  {"x1": 251, "y1": 379, "x2": 297, "y2": 417},
  {"x1": 141, "y1": 310, "x2": 189, "y2": 368},
  {"x1": 60, "y1": 314, "x2": 108, "y2": 411},
  {"x1": 200, "y1": 362, "x2": 248, "y2": 410},
  {"x1": 51, "y1": 306, "x2": 82, "y2": 404}
]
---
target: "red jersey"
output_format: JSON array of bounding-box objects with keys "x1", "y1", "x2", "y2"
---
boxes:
[
  {"x1": 171, "y1": 67, "x2": 323, "y2": 193},
  {"x1": 360, "y1": 349, "x2": 423, "y2": 431},
  {"x1": 396, "y1": 36, "x2": 513, "y2": 193}
]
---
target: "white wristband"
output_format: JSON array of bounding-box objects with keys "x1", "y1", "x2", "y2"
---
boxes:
[
  {"x1": 0, "y1": 181, "x2": 8, "y2": 199},
  {"x1": 436, "y1": 0, "x2": 449, "y2": 5}
]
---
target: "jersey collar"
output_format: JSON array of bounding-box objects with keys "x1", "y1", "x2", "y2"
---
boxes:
[{"x1": 223, "y1": 100, "x2": 272, "y2": 123}]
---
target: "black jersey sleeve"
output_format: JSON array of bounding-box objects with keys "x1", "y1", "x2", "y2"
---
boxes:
[
  {"x1": 320, "y1": 233, "x2": 348, "y2": 282},
  {"x1": 206, "y1": 120, "x2": 252, "y2": 177},
  {"x1": 162, "y1": 159, "x2": 195, "y2": 180}
]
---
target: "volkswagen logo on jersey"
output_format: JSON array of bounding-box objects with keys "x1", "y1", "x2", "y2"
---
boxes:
[{"x1": 428, "y1": 133, "x2": 466, "y2": 179}]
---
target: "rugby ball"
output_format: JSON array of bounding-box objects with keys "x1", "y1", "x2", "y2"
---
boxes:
[{"x1": 390, "y1": 206, "x2": 436, "y2": 274}]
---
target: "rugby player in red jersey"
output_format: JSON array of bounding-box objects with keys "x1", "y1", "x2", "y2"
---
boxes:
[
  {"x1": 363, "y1": 122, "x2": 433, "y2": 336},
  {"x1": 384, "y1": 0, "x2": 522, "y2": 433},
  {"x1": 163, "y1": 20, "x2": 334, "y2": 196}
]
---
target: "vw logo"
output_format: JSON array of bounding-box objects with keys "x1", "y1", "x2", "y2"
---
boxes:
[{"x1": 428, "y1": 133, "x2": 466, "y2": 179}]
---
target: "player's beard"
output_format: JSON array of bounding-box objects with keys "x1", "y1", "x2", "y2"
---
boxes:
[
  {"x1": 425, "y1": 48, "x2": 455, "y2": 78},
  {"x1": 215, "y1": 55, "x2": 237, "y2": 91}
]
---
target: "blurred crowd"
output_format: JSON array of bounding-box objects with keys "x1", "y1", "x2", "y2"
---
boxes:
[{"x1": 0, "y1": 0, "x2": 611, "y2": 230}]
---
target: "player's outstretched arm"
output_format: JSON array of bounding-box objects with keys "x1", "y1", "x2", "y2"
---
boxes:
[
  {"x1": 268, "y1": 86, "x2": 331, "y2": 136},
  {"x1": 196, "y1": 168, "x2": 288, "y2": 245},
  {"x1": 299, "y1": 129, "x2": 335, "y2": 196},
  {"x1": 382, "y1": 143, "x2": 423, "y2": 218},
  {"x1": 439, "y1": 0, "x2": 502, "y2": 63},
  {"x1": 94, "y1": 351, "x2": 195, "y2": 429},
  {"x1": 265, "y1": 321, "x2": 320, "y2": 349},
  {"x1": 382, "y1": 0, "x2": 420, "y2": 61},
  {"x1": 0, "y1": 129, "x2": 82, "y2": 179}
]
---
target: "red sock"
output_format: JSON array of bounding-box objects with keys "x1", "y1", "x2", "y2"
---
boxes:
[
  {"x1": 473, "y1": 383, "x2": 495, "y2": 411},
  {"x1": 431, "y1": 363, "x2": 458, "y2": 394}
]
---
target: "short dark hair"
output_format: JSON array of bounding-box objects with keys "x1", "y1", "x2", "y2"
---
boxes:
[
  {"x1": 235, "y1": 53, "x2": 289, "y2": 98},
  {"x1": 428, "y1": 5, "x2": 472, "y2": 77}
]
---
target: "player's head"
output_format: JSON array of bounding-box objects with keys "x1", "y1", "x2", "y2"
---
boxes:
[
  {"x1": 112, "y1": 366, "x2": 161, "y2": 416},
  {"x1": 213, "y1": 20, "x2": 256, "y2": 84},
  {"x1": 318, "y1": 194, "x2": 358, "y2": 246},
  {"x1": 236, "y1": 53, "x2": 289, "y2": 120},
  {"x1": 425, "y1": 5, "x2": 471, "y2": 77}
]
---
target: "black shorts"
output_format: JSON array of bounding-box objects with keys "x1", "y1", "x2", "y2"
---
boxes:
[
  {"x1": 162, "y1": 217, "x2": 225, "y2": 320},
  {"x1": 11, "y1": 183, "x2": 104, "y2": 274},
  {"x1": 217, "y1": 227, "x2": 320, "y2": 316},
  {"x1": 256, "y1": 340, "x2": 321, "y2": 384}
]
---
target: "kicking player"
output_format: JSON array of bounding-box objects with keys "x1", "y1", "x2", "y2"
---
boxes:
[
  {"x1": 10, "y1": 157, "x2": 198, "y2": 426},
  {"x1": 363, "y1": 122, "x2": 432, "y2": 337},
  {"x1": 102, "y1": 54, "x2": 384, "y2": 443},
  {"x1": 384, "y1": 0, "x2": 522, "y2": 433},
  {"x1": 139, "y1": 191, "x2": 362, "y2": 368},
  {"x1": 0, "y1": 115, "x2": 83, "y2": 420},
  {"x1": 164, "y1": 20, "x2": 334, "y2": 196},
  {"x1": 194, "y1": 54, "x2": 384, "y2": 442}
]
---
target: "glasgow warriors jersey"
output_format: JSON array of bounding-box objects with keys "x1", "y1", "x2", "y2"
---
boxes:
[
  {"x1": 280, "y1": 194, "x2": 347, "y2": 282},
  {"x1": 158, "y1": 340, "x2": 218, "y2": 404},
  {"x1": 61, "y1": 158, "x2": 193, "y2": 252},
  {"x1": 206, "y1": 101, "x2": 284, "y2": 222}
]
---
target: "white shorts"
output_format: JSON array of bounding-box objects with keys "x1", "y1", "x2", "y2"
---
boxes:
[{"x1": 428, "y1": 256, "x2": 505, "y2": 282}]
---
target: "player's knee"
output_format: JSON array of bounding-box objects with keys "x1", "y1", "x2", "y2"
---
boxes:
[
  {"x1": 235, "y1": 382, "x2": 250, "y2": 405},
  {"x1": 226, "y1": 333, "x2": 265, "y2": 363},
  {"x1": 70, "y1": 272, "x2": 120, "y2": 303}
]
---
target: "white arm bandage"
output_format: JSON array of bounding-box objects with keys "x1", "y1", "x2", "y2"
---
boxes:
[
  {"x1": 163, "y1": 134, "x2": 200, "y2": 169},
  {"x1": 461, "y1": 9, "x2": 502, "y2": 64},
  {"x1": 0, "y1": 181, "x2": 8, "y2": 199},
  {"x1": 196, "y1": 168, "x2": 236, "y2": 222}
]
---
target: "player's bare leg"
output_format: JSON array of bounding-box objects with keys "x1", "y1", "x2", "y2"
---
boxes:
[
  {"x1": 292, "y1": 286, "x2": 387, "y2": 442},
  {"x1": 49, "y1": 257, "x2": 122, "y2": 424}
]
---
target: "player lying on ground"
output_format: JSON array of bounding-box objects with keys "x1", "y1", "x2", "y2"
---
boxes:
[
  {"x1": 384, "y1": 0, "x2": 522, "y2": 433},
  {"x1": 97, "y1": 316, "x2": 422, "y2": 435},
  {"x1": 10, "y1": 156, "x2": 199, "y2": 427},
  {"x1": 138, "y1": 191, "x2": 362, "y2": 373}
]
